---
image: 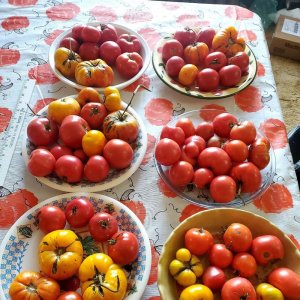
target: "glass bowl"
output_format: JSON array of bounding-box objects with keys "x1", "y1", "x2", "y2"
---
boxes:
[{"x1": 154, "y1": 109, "x2": 275, "y2": 208}]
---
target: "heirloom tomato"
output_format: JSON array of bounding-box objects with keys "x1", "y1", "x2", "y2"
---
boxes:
[
  {"x1": 39, "y1": 229, "x2": 83, "y2": 280},
  {"x1": 174, "y1": 27, "x2": 197, "y2": 47},
  {"x1": 209, "y1": 175, "x2": 237, "y2": 203},
  {"x1": 197, "y1": 68, "x2": 220, "y2": 92},
  {"x1": 166, "y1": 55, "x2": 185, "y2": 77},
  {"x1": 50, "y1": 145, "x2": 73, "y2": 160},
  {"x1": 212, "y1": 112, "x2": 238, "y2": 138},
  {"x1": 183, "y1": 42, "x2": 209, "y2": 65},
  {"x1": 99, "y1": 41, "x2": 122, "y2": 65},
  {"x1": 195, "y1": 122, "x2": 214, "y2": 141},
  {"x1": 185, "y1": 228, "x2": 214, "y2": 256},
  {"x1": 76, "y1": 87, "x2": 102, "y2": 107},
  {"x1": 196, "y1": 27, "x2": 216, "y2": 48},
  {"x1": 98, "y1": 23, "x2": 118, "y2": 42},
  {"x1": 162, "y1": 39, "x2": 183, "y2": 62},
  {"x1": 178, "y1": 64, "x2": 198, "y2": 86},
  {"x1": 80, "y1": 102, "x2": 107, "y2": 129},
  {"x1": 116, "y1": 52, "x2": 143, "y2": 79},
  {"x1": 193, "y1": 168, "x2": 214, "y2": 189},
  {"x1": 202, "y1": 266, "x2": 226, "y2": 291},
  {"x1": 117, "y1": 33, "x2": 141, "y2": 53},
  {"x1": 9, "y1": 270, "x2": 60, "y2": 300},
  {"x1": 81, "y1": 25, "x2": 101, "y2": 43},
  {"x1": 27, "y1": 149, "x2": 56, "y2": 177},
  {"x1": 82, "y1": 130, "x2": 106, "y2": 157},
  {"x1": 219, "y1": 65, "x2": 241, "y2": 87},
  {"x1": 79, "y1": 42, "x2": 99, "y2": 61},
  {"x1": 79, "y1": 253, "x2": 127, "y2": 300},
  {"x1": 55, "y1": 155, "x2": 84, "y2": 183},
  {"x1": 249, "y1": 138, "x2": 270, "y2": 170},
  {"x1": 256, "y1": 283, "x2": 284, "y2": 300},
  {"x1": 221, "y1": 277, "x2": 256, "y2": 300},
  {"x1": 59, "y1": 37, "x2": 80, "y2": 53},
  {"x1": 179, "y1": 284, "x2": 214, "y2": 300},
  {"x1": 228, "y1": 51, "x2": 250, "y2": 74},
  {"x1": 232, "y1": 252, "x2": 257, "y2": 278},
  {"x1": 223, "y1": 139, "x2": 249, "y2": 163},
  {"x1": 229, "y1": 120, "x2": 257, "y2": 145},
  {"x1": 204, "y1": 51, "x2": 227, "y2": 71},
  {"x1": 103, "y1": 86, "x2": 122, "y2": 112},
  {"x1": 175, "y1": 117, "x2": 196, "y2": 137},
  {"x1": 160, "y1": 125, "x2": 185, "y2": 146}
]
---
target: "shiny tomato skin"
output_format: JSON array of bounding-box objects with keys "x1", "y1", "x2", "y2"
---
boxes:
[
  {"x1": 165, "y1": 56, "x2": 185, "y2": 77},
  {"x1": 185, "y1": 228, "x2": 214, "y2": 256},
  {"x1": 197, "y1": 68, "x2": 220, "y2": 92},
  {"x1": 162, "y1": 39, "x2": 184, "y2": 62},
  {"x1": 28, "y1": 149, "x2": 56, "y2": 177},
  {"x1": 57, "y1": 291, "x2": 83, "y2": 300},
  {"x1": 193, "y1": 168, "x2": 214, "y2": 189},
  {"x1": 204, "y1": 51, "x2": 227, "y2": 71},
  {"x1": 195, "y1": 122, "x2": 214, "y2": 141},
  {"x1": 223, "y1": 223, "x2": 253, "y2": 253},
  {"x1": 208, "y1": 244, "x2": 233, "y2": 269},
  {"x1": 168, "y1": 161, "x2": 194, "y2": 187},
  {"x1": 84, "y1": 155, "x2": 110, "y2": 183},
  {"x1": 212, "y1": 113, "x2": 238, "y2": 138},
  {"x1": 249, "y1": 139, "x2": 270, "y2": 170},
  {"x1": 223, "y1": 139, "x2": 249, "y2": 163},
  {"x1": 184, "y1": 141, "x2": 199, "y2": 158},
  {"x1": 185, "y1": 135, "x2": 206, "y2": 153},
  {"x1": 251, "y1": 235, "x2": 284, "y2": 265},
  {"x1": 219, "y1": 65, "x2": 242, "y2": 87},
  {"x1": 174, "y1": 28, "x2": 197, "y2": 47},
  {"x1": 232, "y1": 252, "x2": 257, "y2": 278},
  {"x1": 116, "y1": 52, "x2": 143, "y2": 79},
  {"x1": 202, "y1": 266, "x2": 226, "y2": 291},
  {"x1": 175, "y1": 117, "x2": 196, "y2": 137},
  {"x1": 55, "y1": 155, "x2": 84, "y2": 183},
  {"x1": 65, "y1": 197, "x2": 95, "y2": 228},
  {"x1": 155, "y1": 138, "x2": 181, "y2": 166},
  {"x1": 80, "y1": 102, "x2": 107, "y2": 129},
  {"x1": 228, "y1": 51, "x2": 249, "y2": 74},
  {"x1": 209, "y1": 175, "x2": 237, "y2": 203},
  {"x1": 221, "y1": 277, "x2": 256, "y2": 300},
  {"x1": 160, "y1": 125, "x2": 185, "y2": 146},
  {"x1": 230, "y1": 120, "x2": 257, "y2": 145}
]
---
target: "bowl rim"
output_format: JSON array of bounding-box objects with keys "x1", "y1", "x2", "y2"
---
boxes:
[
  {"x1": 48, "y1": 22, "x2": 151, "y2": 91},
  {"x1": 154, "y1": 109, "x2": 276, "y2": 208}
]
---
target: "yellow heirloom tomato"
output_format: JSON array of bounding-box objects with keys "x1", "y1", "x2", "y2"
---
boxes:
[
  {"x1": 82, "y1": 130, "x2": 107, "y2": 157},
  {"x1": 179, "y1": 284, "x2": 214, "y2": 300},
  {"x1": 169, "y1": 248, "x2": 203, "y2": 287},
  {"x1": 54, "y1": 47, "x2": 82, "y2": 78},
  {"x1": 103, "y1": 86, "x2": 122, "y2": 112},
  {"x1": 256, "y1": 283, "x2": 284, "y2": 300},
  {"x1": 79, "y1": 253, "x2": 127, "y2": 300},
  {"x1": 39, "y1": 229, "x2": 83, "y2": 280}
]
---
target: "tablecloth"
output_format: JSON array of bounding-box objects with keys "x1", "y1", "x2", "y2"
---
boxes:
[{"x1": 0, "y1": 0, "x2": 300, "y2": 299}]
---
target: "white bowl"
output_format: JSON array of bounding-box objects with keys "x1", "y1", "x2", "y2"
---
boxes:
[
  {"x1": 22, "y1": 97, "x2": 147, "y2": 192},
  {"x1": 0, "y1": 192, "x2": 152, "y2": 300},
  {"x1": 49, "y1": 22, "x2": 151, "y2": 91}
]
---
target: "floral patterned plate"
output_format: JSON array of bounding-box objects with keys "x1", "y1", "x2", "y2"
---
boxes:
[
  {"x1": 0, "y1": 192, "x2": 151, "y2": 300},
  {"x1": 152, "y1": 37, "x2": 257, "y2": 99},
  {"x1": 22, "y1": 98, "x2": 147, "y2": 192}
]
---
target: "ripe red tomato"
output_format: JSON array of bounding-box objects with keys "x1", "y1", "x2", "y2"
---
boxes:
[
  {"x1": 160, "y1": 125, "x2": 185, "y2": 146},
  {"x1": 37, "y1": 205, "x2": 66, "y2": 234},
  {"x1": 180, "y1": 148, "x2": 197, "y2": 166},
  {"x1": 108, "y1": 231, "x2": 139, "y2": 265},
  {"x1": 209, "y1": 175, "x2": 237, "y2": 203},
  {"x1": 98, "y1": 24, "x2": 118, "y2": 43},
  {"x1": 230, "y1": 121, "x2": 257, "y2": 145},
  {"x1": 71, "y1": 24, "x2": 86, "y2": 40},
  {"x1": 116, "y1": 52, "x2": 143, "y2": 79},
  {"x1": 175, "y1": 117, "x2": 196, "y2": 137},
  {"x1": 208, "y1": 243, "x2": 233, "y2": 269},
  {"x1": 79, "y1": 42, "x2": 99, "y2": 60},
  {"x1": 81, "y1": 25, "x2": 101, "y2": 43},
  {"x1": 212, "y1": 112, "x2": 238, "y2": 138},
  {"x1": 84, "y1": 155, "x2": 110, "y2": 183},
  {"x1": 173, "y1": 28, "x2": 197, "y2": 47},
  {"x1": 197, "y1": 68, "x2": 220, "y2": 92},
  {"x1": 80, "y1": 102, "x2": 107, "y2": 129},
  {"x1": 221, "y1": 277, "x2": 256, "y2": 300},
  {"x1": 88, "y1": 212, "x2": 118, "y2": 242},
  {"x1": 27, "y1": 149, "x2": 56, "y2": 177},
  {"x1": 223, "y1": 223, "x2": 253, "y2": 253},
  {"x1": 165, "y1": 56, "x2": 185, "y2": 77},
  {"x1": 65, "y1": 197, "x2": 95, "y2": 228},
  {"x1": 162, "y1": 39, "x2": 184, "y2": 62},
  {"x1": 155, "y1": 138, "x2": 181, "y2": 166},
  {"x1": 117, "y1": 33, "x2": 141, "y2": 53},
  {"x1": 58, "y1": 276, "x2": 80, "y2": 292},
  {"x1": 59, "y1": 37, "x2": 80, "y2": 53},
  {"x1": 206, "y1": 135, "x2": 222, "y2": 148},
  {"x1": 195, "y1": 121, "x2": 214, "y2": 141},
  {"x1": 232, "y1": 252, "x2": 257, "y2": 278},
  {"x1": 57, "y1": 291, "x2": 83, "y2": 300},
  {"x1": 223, "y1": 140, "x2": 249, "y2": 163},
  {"x1": 55, "y1": 155, "x2": 84, "y2": 183},
  {"x1": 103, "y1": 139, "x2": 133, "y2": 170},
  {"x1": 99, "y1": 41, "x2": 121, "y2": 65},
  {"x1": 219, "y1": 65, "x2": 242, "y2": 87},
  {"x1": 184, "y1": 141, "x2": 199, "y2": 158},
  {"x1": 204, "y1": 51, "x2": 227, "y2": 71},
  {"x1": 196, "y1": 27, "x2": 216, "y2": 48},
  {"x1": 185, "y1": 228, "x2": 214, "y2": 256},
  {"x1": 202, "y1": 266, "x2": 226, "y2": 291},
  {"x1": 193, "y1": 168, "x2": 214, "y2": 189},
  {"x1": 228, "y1": 51, "x2": 250, "y2": 74},
  {"x1": 249, "y1": 138, "x2": 270, "y2": 170},
  {"x1": 168, "y1": 161, "x2": 194, "y2": 186},
  {"x1": 251, "y1": 235, "x2": 284, "y2": 265},
  {"x1": 50, "y1": 145, "x2": 73, "y2": 160},
  {"x1": 185, "y1": 135, "x2": 206, "y2": 153}
]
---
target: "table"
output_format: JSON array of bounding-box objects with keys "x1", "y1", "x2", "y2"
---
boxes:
[{"x1": 0, "y1": 0, "x2": 299, "y2": 299}]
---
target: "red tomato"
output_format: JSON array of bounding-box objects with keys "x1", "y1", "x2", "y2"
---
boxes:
[
  {"x1": 197, "y1": 68, "x2": 220, "y2": 92},
  {"x1": 37, "y1": 205, "x2": 66, "y2": 234},
  {"x1": 84, "y1": 155, "x2": 110, "y2": 183},
  {"x1": 116, "y1": 52, "x2": 143, "y2": 79},
  {"x1": 161, "y1": 39, "x2": 184, "y2": 62},
  {"x1": 206, "y1": 135, "x2": 222, "y2": 148},
  {"x1": 65, "y1": 197, "x2": 95, "y2": 228},
  {"x1": 204, "y1": 51, "x2": 227, "y2": 71},
  {"x1": 209, "y1": 175, "x2": 237, "y2": 203},
  {"x1": 219, "y1": 65, "x2": 242, "y2": 87},
  {"x1": 230, "y1": 121, "x2": 257, "y2": 145},
  {"x1": 230, "y1": 162, "x2": 262, "y2": 193},
  {"x1": 168, "y1": 161, "x2": 194, "y2": 186},
  {"x1": 185, "y1": 228, "x2": 214, "y2": 256},
  {"x1": 196, "y1": 27, "x2": 216, "y2": 48},
  {"x1": 57, "y1": 291, "x2": 83, "y2": 300},
  {"x1": 180, "y1": 148, "x2": 197, "y2": 166},
  {"x1": 80, "y1": 102, "x2": 107, "y2": 129},
  {"x1": 117, "y1": 33, "x2": 141, "y2": 53},
  {"x1": 79, "y1": 42, "x2": 99, "y2": 60},
  {"x1": 71, "y1": 24, "x2": 86, "y2": 40},
  {"x1": 198, "y1": 147, "x2": 232, "y2": 175},
  {"x1": 209, "y1": 244, "x2": 233, "y2": 269},
  {"x1": 160, "y1": 125, "x2": 185, "y2": 146},
  {"x1": 212, "y1": 112, "x2": 238, "y2": 138},
  {"x1": 228, "y1": 51, "x2": 250, "y2": 74},
  {"x1": 103, "y1": 139, "x2": 133, "y2": 170},
  {"x1": 184, "y1": 141, "x2": 199, "y2": 158},
  {"x1": 165, "y1": 56, "x2": 185, "y2": 77},
  {"x1": 268, "y1": 267, "x2": 300, "y2": 299},
  {"x1": 50, "y1": 145, "x2": 73, "y2": 160},
  {"x1": 59, "y1": 37, "x2": 80, "y2": 53},
  {"x1": 59, "y1": 276, "x2": 80, "y2": 292},
  {"x1": 155, "y1": 138, "x2": 181, "y2": 166},
  {"x1": 223, "y1": 223, "x2": 253, "y2": 253},
  {"x1": 251, "y1": 235, "x2": 284, "y2": 265},
  {"x1": 232, "y1": 252, "x2": 257, "y2": 278},
  {"x1": 81, "y1": 25, "x2": 101, "y2": 43},
  {"x1": 195, "y1": 121, "x2": 214, "y2": 141},
  {"x1": 221, "y1": 277, "x2": 256, "y2": 300},
  {"x1": 185, "y1": 135, "x2": 206, "y2": 153},
  {"x1": 223, "y1": 140, "x2": 249, "y2": 163},
  {"x1": 108, "y1": 231, "x2": 139, "y2": 265},
  {"x1": 202, "y1": 266, "x2": 226, "y2": 291},
  {"x1": 55, "y1": 155, "x2": 84, "y2": 183},
  {"x1": 175, "y1": 117, "x2": 196, "y2": 137},
  {"x1": 99, "y1": 41, "x2": 121, "y2": 65},
  {"x1": 88, "y1": 212, "x2": 118, "y2": 242},
  {"x1": 173, "y1": 28, "x2": 197, "y2": 47},
  {"x1": 27, "y1": 149, "x2": 56, "y2": 177},
  {"x1": 193, "y1": 168, "x2": 214, "y2": 189},
  {"x1": 27, "y1": 117, "x2": 58, "y2": 146},
  {"x1": 249, "y1": 138, "x2": 270, "y2": 170},
  {"x1": 98, "y1": 24, "x2": 118, "y2": 43}
]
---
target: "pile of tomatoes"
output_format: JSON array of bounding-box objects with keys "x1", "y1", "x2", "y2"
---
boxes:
[
  {"x1": 155, "y1": 112, "x2": 271, "y2": 203},
  {"x1": 169, "y1": 222, "x2": 300, "y2": 299},
  {"x1": 9, "y1": 197, "x2": 140, "y2": 300},
  {"x1": 26, "y1": 86, "x2": 139, "y2": 184},
  {"x1": 55, "y1": 23, "x2": 144, "y2": 87},
  {"x1": 162, "y1": 26, "x2": 249, "y2": 91}
]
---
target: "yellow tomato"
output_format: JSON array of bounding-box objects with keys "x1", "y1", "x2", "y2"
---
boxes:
[
  {"x1": 47, "y1": 97, "x2": 81, "y2": 125},
  {"x1": 76, "y1": 87, "x2": 102, "y2": 106},
  {"x1": 256, "y1": 283, "x2": 284, "y2": 300},
  {"x1": 103, "y1": 91, "x2": 122, "y2": 112},
  {"x1": 179, "y1": 284, "x2": 214, "y2": 300},
  {"x1": 79, "y1": 253, "x2": 127, "y2": 300},
  {"x1": 82, "y1": 130, "x2": 106, "y2": 157},
  {"x1": 178, "y1": 64, "x2": 198, "y2": 86},
  {"x1": 104, "y1": 86, "x2": 120, "y2": 97},
  {"x1": 39, "y1": 230, "x2": 83, "y2": 280}
]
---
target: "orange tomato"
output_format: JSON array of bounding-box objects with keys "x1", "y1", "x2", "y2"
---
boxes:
[
  {"x1": 178, "y1": 64, "x2": 198, "y2": 86},
  {"x1": 103, "y1": 86, "x2": 122, "y2": 112},
  {"x1": 76, "y1": 87, "x2": 102, "y2": 106},
  {"x1": 82, "y1": 130, "x2": 107, "y2": 156},
  {"x1": 183, "y1": 42, "x2": 209, "y2": 66}
]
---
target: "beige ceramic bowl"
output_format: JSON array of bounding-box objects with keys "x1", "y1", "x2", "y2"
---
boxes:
[{"x1": 158, "y1": 208, "x2": 300, "y2": 299}]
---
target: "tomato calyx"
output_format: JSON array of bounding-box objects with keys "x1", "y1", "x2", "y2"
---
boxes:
[{"x1": 26, "y1": 283, "x2": 37, "y2": 294}]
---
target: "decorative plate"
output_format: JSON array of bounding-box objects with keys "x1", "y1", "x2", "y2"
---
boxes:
[
  {"x1": 0, "y1": 192, "x2": 151, "y2": 300},
  {"x1": 49, "y1": 22, "x2": 151, "y2": 91},
  {"x1": 152, "y1": 37, "x2": 257, "y2": 99},
  {"x1": 22, "y1": 98, "x2": 147, "y2": 192}
]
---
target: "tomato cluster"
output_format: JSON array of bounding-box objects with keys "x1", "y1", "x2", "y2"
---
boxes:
[
  {"x1": 155, "y1": 112, "x2": 271, "y2": 203},
  {"x1": 163, "y1": 26, "x2": 249, "y2": 91},
  {"x1": 9, "y1": 198, "x2": 140, "y2": 300},
  {"x1": 55, "y1": 23, "x2": 144, "y2": 87},
  {"x1": 26, "y1": 87, "x2": 138, "y2": 184},
  {"x1": 169, "y1": 222, "x2": 300, "y2": 299}
]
